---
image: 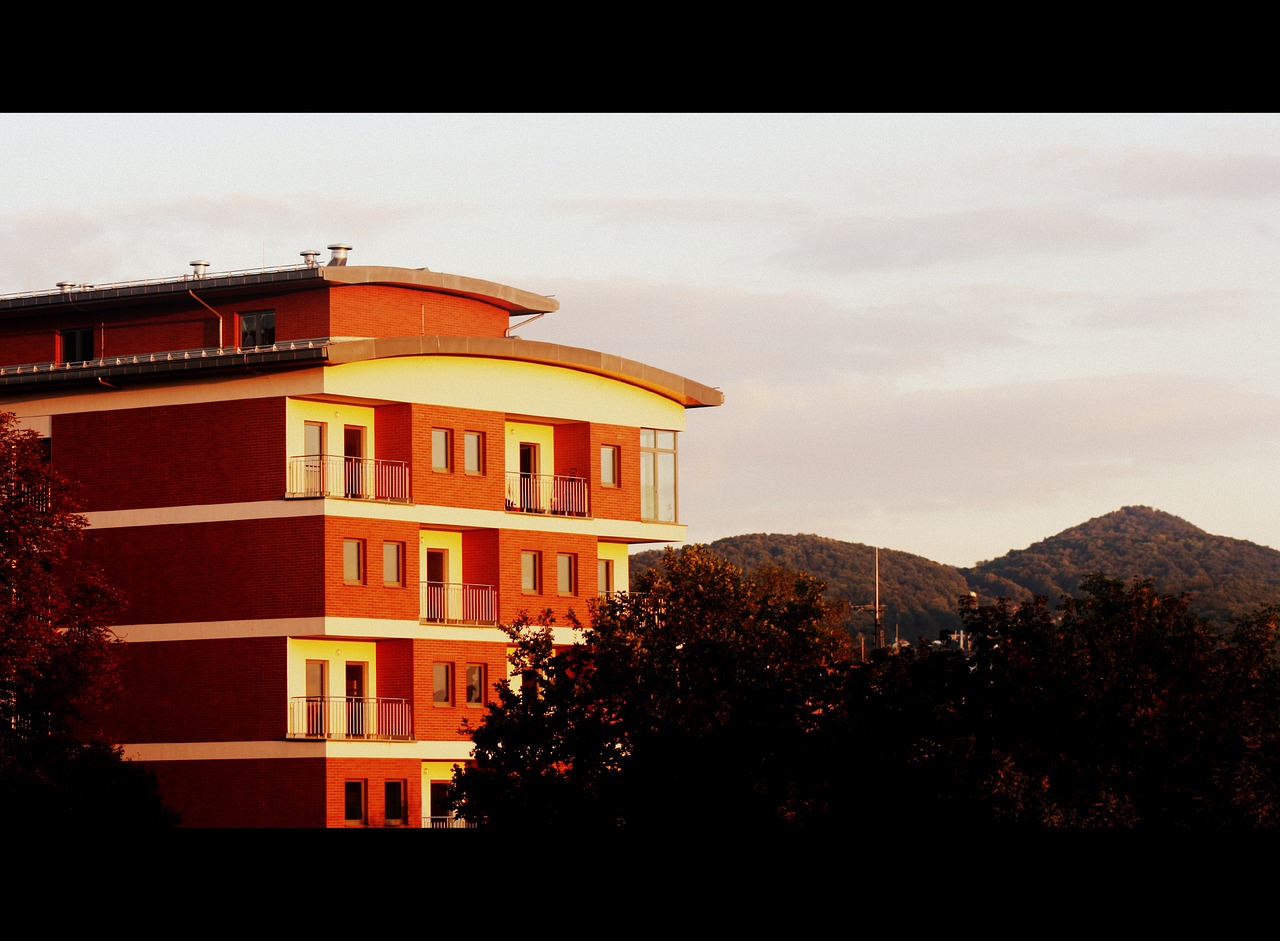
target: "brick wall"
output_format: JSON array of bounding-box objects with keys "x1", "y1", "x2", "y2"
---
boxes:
[
  {"x1": 329, "y1": 285, "x2": 508, "y2": 338},
  {"x1": 151, "y1": 757, "x2": 326, "y2": 828}
]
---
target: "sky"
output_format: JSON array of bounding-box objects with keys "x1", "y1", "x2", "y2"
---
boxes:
[{"x1": 2, "y1": 112, "x2": 1278, "y2": 567}]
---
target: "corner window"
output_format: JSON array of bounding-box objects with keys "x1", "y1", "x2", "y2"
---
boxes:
[
  {"x1": 58, "y1": 327, "x2": 95, "y2": 364},
  {"x1": 601, "y1": 445, "x2": 619, "y2": 487},
  {"x1": 343, "y1": 539, "x2": 365, "y2": 585},
  {"x1": 433, "y1": 663, "x2": 452, "y2": 705},
  {"x1": 466, "y1": 664, "x2": 486, "y2": 705},
  {"x1": 238, "y1": 309, "x2": 275, "y2": 348},
  {"x1": 521, "y1": 551, "x2": 541, "y2": 594},
  {"x1": 464, "y1": 431, "x2": 484, "y2": 475},
  {"x1": 383, "y1": 541, "x2": 404, "y2": 587},
  {"x1": 558, "y1": 553, "x2": 577, "y2": 596},
  {"x1": 640, "y1": 429, "x2": 678, "y2": 522},
  {"x1": 344, "y1": 780, "x2": 367, "y2": 826},
  {"x1": 432, "y1": 428, "x2": 452, "y2": 472},
  {"x1": 384, "y1": 780, "x2": 407, "y2": 827}
]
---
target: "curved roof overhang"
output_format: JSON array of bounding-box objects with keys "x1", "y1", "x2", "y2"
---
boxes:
[
  {"x1": 320, "y1": 266, "x2": 559, "y2": 316},
  {"x1": 327, "y1": 335, "x2": 724, "y2": 408}
]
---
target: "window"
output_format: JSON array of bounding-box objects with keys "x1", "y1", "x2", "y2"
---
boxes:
[
  {"x1": 598, "y1": 558, "x2": 614, "y2": 595},
  {"x1": 558, "y1": 553, "x2": 577, "y2": 596},
  {"x1": 521, "y1": 551, "x2": 541, "y2": 594},
  {"x1": 344, "y1": 780, "x2": 366, "y2": 826},
  {"x1": 383, "y1": 541, "x2": 404, "y2": 587},
  {"x1": 464, "y1": 431, "x2": 484, "y2": 475},
  {"x1": 59, "y1": 327, "x2": 94, "y2": 363},
  {"x1": 432, "y1": 428, "x2": 452, "y2": 472},
  {"x1": 384, "y1": 780, "x2": 407, "y2": 827},
  {"x1": 466, "y1": 664, "x2": 486, "y2": 705},
  {"x1": 601, "y1": 445, "x2": 619, "y2": 487},
  {"x1": 238, "y1": 309, "x2": 275, "y2": 348},
  {"x1": 343, "y1": 539, "x2": 365, "y2": 585},
  {"x1": 640, "y1": 429, "x2": 678, "y2": 522},
  {"x1": 433, "y1": 663, "x2": 452, "y2": 705}
]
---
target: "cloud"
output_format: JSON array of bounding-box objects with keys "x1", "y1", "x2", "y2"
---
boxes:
[
  {"x1": 779, "y1": 206, "x2": 1140, "y2": 273},
  {"x1": 1059, "y1": 149, "x2": 1280, "y2": 200}
]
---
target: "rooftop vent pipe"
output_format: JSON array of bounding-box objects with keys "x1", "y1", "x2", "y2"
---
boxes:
[
  {"x1": 300, "y1": 250, "x2": 321, "y2": 268},
  {"x1": 56, "y1": 281, "x2": 76, "y2": 294},
  {"x1": 327, "y1": 243, "x2": 352, "y2": 266},
  {"x1": 190, "y1": 260, "x2": 210, "y2": 279}
]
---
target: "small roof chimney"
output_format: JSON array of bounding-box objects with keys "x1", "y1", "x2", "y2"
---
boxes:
[
  {"x1": 300, "y1": 250, "x2": 321, "y2": 268},
  {"x1": 327, "y1": 243, "x2": 352, "y2": 267},
  {"x1": 190, "y1": 260, "x2": 210, "y2": 279}
]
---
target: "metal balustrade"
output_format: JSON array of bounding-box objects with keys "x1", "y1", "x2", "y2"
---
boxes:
[
  {"x1": 420, "y1": 582, "x2": 499, "y2": 625},
  {"x1": 0, "y1": 337, "x2": 332, "y2": 376},
  {"x1": 504, "y1": 472, "x2": 589, "y2": 517},
  {"x1": 424, "y1": 816, "x2": 478, "y2": 828},
  {"x1": 287, "y1": 454, "x2": 410, "y2": 502},
  {"x1": 287, "y1": 696, "x2": 413, "y2": 741}
]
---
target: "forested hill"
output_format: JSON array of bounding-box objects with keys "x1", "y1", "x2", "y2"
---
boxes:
[
  {"x1": 630, "y1": 507, "x2": 1280, "y2": 642},
  {"x1": 631, "y1": 534, "x2": 970, "y2": 641},
  {"x1": 965, "y1": 505, "x2": 1280, "y2": 625}
]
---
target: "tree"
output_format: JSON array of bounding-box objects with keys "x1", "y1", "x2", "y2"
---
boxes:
[
  {"x1": 853, "y1": 574, "x2": 1280, "y2": 827},
  {"x1": 0, "y1": 412, "x2": 176, "y2": 828},
  {"x1": 451, "y1": 545, "x2": 854, "y2": 829}
]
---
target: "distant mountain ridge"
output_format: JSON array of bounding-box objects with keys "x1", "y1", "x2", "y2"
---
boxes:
[{"x1": 630, "y1": 506, "x2": 1280, "y2": 642}]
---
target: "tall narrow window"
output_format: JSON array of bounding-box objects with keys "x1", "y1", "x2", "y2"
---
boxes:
[
  {"x1": 558, "y1": 553, "x2": 577, "y2": 596},
  {"x1": 640, "y1": 429, "x2": 678, "y2": 522},
  {"x1": 601, "y1": 445, "x2": 619, "y2": 487},
  {"x1": 344, "y1": 780, "x2": 366, "y2": 826},
  {"x1": 58, "y1": 327, "x2": 95, "y2": 363},
  {"x1": 238, "y1": 310, "x2": 275, "y2": 348},
  {"x1": 521, "y1": 551, "x2": 541, "y2": 594},
  {"x1": 384, "y1": 781, "x2": 407, "y2": 827},
  {"x1": 432, "y1": 428, "x2": 452, "y2": 472},
  {"x1": 383, "y1": 541, "x2": 404, "y2": 587},
  {"x1": 466, "y1": 664, "x2": 486, "y2": 705},
  {"x1": 464, "y1": 431, "x2": 484, "y2": 475},
  {"x1": 598, "y1": 558, "x2": 614, "y2": 596},
  {"x1": 433, "y1": 663, "x2": 452, "y2": 705},
  {"x1": 303, "y1": 421, "x2": 327, "y2": 496},
  {"x1": 343, "y1": 539, "x2": 365, "y2": 585}
]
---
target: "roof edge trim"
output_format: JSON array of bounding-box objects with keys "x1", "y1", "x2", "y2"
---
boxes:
[{"x1": 326, "y1": 336, "x2": 724, "y2": 408}]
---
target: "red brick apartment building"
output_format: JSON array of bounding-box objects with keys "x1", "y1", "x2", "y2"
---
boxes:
[{"x1": 0, "y1": 246, "x2": 722, "y2": 827}]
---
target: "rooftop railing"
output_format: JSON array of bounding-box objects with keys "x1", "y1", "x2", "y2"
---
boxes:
[
  {"x1": 0, "y1": 337, "x2": 332, "y2": 377},
  {"x1": 0, "y1": 262, "x2": 316, "y2": 303}
]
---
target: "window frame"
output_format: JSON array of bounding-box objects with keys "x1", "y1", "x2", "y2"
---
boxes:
[
  {"x1": 383, "y1": 541, "x2": 405, "y2": 587},
  {"x1": 465, "y1": 664, "x2": 487, "y2": 705},
  {"x1": 640, "y1": 428, "x2": 678, "y2": 523},
  {"x1": 598, "y1": 557, "x2": 614, "y2": 596},
  {"x1": 384, "y1": 780, "x2": 407, "y2": 827},
  {"x1": 600, "y1": 445, "x2": 620, "y2": 488},
  {"x1": 433, "y1": 662, "x2": 453, "y2": 706},
  {"x1": 464, "y1": 431, "x2": 485, "y2": 476},
  {"x1": 521, "y1": 551, "x2": 541, "y2": 594},
  {"x1": 237, "y1": 309, "x2": 276, "y2": 349},
  {"x1": 432, "y1": 428, "x2": 452, "y2": 473},
  {"x1": 58, "y1": 326, "x2": 95, "y2": 364},
  {"x1": 344, "y1": 780, "x2": 367, "y2": 826},
  {"x1": 558, "y1": 553, "x2": 577, "y2": 596},
  {"x1": 343, "y1": 538, "x2": 365, "y2": 585}
]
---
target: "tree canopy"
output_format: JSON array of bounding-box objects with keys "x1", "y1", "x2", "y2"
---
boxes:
[
  {"x1": 0, "y1": 412, "x2": 175, "y2": 828},
  {"x1": 451, "y1": 545, "x2": 855, "y2": 829},
  {"x1": 454, "y1": 544, "x2": 1280, "y2": 829}
]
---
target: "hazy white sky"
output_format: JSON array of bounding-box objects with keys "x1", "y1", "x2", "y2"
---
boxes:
[{"x1": 3, "y1": 113, "x2": 1277, "y2": 566}]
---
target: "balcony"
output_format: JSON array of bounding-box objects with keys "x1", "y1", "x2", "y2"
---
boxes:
[
  {"x1": 287, "y1": 454, "x2": 410, "y2": 502},
  {"x1": 421, "y1": 582, "x2": 499, "y2": 626},
  {"x1": 504, "y1": 472, "x2": 589, "y2": 517},
  {"x1": 424, "y1": 816, "x2": 478, "y2": 828},
  {"x1": 287, "y1": 696, "x2": 414, "y2": 741}
]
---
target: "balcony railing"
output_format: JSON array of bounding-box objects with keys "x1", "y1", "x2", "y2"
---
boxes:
[
  {"x1": 424, "y1": 816, "x2": 478, "y2": 828},
  {"x1": 421, "y1": 582, "x2": 499, "y2": 625},
  {"x1": 287, "y1": 454, "x2": 410, "y2": 502},
  {"x1": 504, "y1": 472, "x2": 589, "y2": 517},
  {"x1": 287, "y1": 696, "x2": 414, "y2": 741}
]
